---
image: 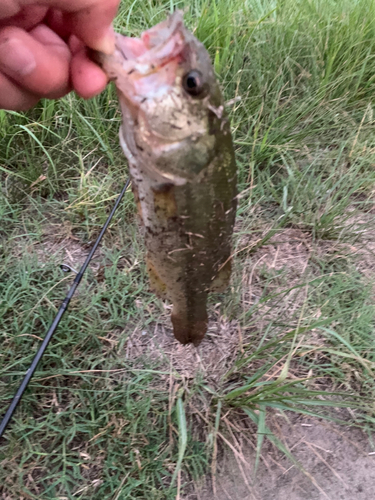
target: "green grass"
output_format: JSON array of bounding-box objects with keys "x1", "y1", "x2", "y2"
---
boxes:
[{"x1": 2, "y1": 0, "x2": 375, "y2": 497}]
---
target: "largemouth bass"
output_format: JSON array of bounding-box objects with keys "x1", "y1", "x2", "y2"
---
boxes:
[{"x1": 95, "y1": 11, "x2": 237, "y2": 346}]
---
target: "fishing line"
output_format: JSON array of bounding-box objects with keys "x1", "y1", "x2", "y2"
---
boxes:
[{"x1": 0, "y1": 178, "x2": 131, "y2": 439}]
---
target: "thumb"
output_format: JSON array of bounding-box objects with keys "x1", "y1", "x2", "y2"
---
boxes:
[{"x1": 63, "y1": 1, "x2": 119, "y2": 54}]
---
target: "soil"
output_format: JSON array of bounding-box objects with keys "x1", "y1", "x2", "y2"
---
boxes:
[{"x1": 192, "y1": 417, "x2": 375, "y2": 500}]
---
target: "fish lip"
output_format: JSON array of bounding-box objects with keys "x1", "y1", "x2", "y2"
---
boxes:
[
  {"x1": 94, "y1": 10, "x2": 191, "y2": 111},
  {"x1": 91, "y1": 11, "x2": 188, "y2": 89},
  {"x1": 114, "y1": 10, "x2": 187, "y2": 76}
]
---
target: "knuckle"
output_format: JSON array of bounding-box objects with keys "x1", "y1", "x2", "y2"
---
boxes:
[
  {"x1": 39, "y1": 55, "x2": 70, "y2": 97},
  {"x1": 0, "y1": 26, "x2": 22, "y2": 42}
]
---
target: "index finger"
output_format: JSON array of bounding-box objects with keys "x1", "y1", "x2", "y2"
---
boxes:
[
  {"x1": 15, "y1": 0, "x2": 120, "y2": 52},
  {"x1": 61, "y1": 0, "x2": 120, "y2": 53}
]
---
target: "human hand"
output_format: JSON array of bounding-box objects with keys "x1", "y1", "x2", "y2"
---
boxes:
[{"x1": 0, "y1": 1, "x2": 120, "y2": 110}]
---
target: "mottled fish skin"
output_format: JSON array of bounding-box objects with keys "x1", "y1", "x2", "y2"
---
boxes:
[{"x1": 96, "y1": 12, "x2": 237, "y2": 346}]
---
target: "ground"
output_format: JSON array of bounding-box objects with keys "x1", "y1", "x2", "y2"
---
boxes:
[{"x1": 194, "y1": 419, "x2": 375, "y2": 500}]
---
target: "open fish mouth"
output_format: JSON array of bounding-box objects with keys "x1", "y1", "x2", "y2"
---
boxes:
[
  {"x1": 99, "y1": 11, "x2": 191, "y2": 102},
  {"x1": 114, "y1": 12, "x2": 185, "y2": 69}
]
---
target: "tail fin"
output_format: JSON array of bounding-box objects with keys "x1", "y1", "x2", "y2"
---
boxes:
[{"x1": 171, "y1": 294, "x2": 208, "y2": 346}]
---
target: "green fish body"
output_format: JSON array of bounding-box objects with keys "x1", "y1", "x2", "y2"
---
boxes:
[{"x1": 96, "y1": 12, "x2": 237, "y2": 345}]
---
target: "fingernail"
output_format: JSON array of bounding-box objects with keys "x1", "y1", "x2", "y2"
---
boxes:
[
  {"x1": 0, "y1": 38, "x2": 36, "y2": 76},
  {"x1": 94, "y1": 27, "x2": 115, "y2": 55}
]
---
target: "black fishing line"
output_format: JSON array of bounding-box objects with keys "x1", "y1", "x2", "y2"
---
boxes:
[{"x1": 0, "y1": 178, "x2": 131, "y2": 439}]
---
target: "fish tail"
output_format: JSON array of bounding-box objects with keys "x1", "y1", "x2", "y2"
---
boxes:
[{"x1": 171, "y1": 294, "x2": 208, "y2": 346}]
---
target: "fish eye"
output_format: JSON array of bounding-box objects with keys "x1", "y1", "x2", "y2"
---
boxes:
[{"x1": 182, "y1": 70, "x2": 206, "y2": 97}]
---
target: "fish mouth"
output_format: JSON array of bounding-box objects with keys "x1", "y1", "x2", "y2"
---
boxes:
[
  {"x1": 93, "y1": 11, "x2": 208, "y2": 185},
  {"x1": 115, "y1": 11, "x2": 185, "y2": 70},
  {"x1": 100, "y1": 11, "x2": 190, "y2": 102}
]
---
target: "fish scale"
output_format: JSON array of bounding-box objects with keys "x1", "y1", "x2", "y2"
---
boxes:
[{"x1": 94, "y1": 11, "x2": 237, "y2": 345}]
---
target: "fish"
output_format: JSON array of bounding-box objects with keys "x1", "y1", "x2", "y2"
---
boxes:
[{"x1": 93, "y1": 11, "x2": 237, "y2": 346}]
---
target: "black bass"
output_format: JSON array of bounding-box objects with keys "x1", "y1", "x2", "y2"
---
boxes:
[{"x1": 95, "y1": 11, "x2": 237, "y2": 345}]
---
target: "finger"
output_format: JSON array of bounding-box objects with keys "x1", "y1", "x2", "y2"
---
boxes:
[
  {"x1": 71, "y1": 47, "x2": 108, "y2": 99},
  {"x1": 0, "y1": 5, "x2": 47, "y2": 31},
  {"x1": 68, "y1": 34, "x2": 84, "y2": 55},
  {"x1": 0, "y1": 1, "x2": 21, "y2": 20},
  {"x1": 63, "y1": 0, "x2": 119, "y2": 53},
  {"x1": 0, "y1": 71, "x2": 38, "y2": 110},
  {"x1": 21, "y1": 0, "x2": 120, "y2": 53},
  {"x1": 0, "y1": 25, "x2": 71, "y2": 99},
  {"x1": 45, "y1": 8, "x2": 70, "y2": 41}
]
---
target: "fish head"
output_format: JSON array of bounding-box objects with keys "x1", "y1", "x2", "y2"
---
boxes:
[{"x1": 100, "y1": 11, "x2": 227, "y2": 183}]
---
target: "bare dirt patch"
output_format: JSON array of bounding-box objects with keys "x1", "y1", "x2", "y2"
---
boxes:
[
  {"x1": 34, "y1": 225, "x2": 104, "y2": 272},
  {"x1": 191, "y1": 417, "x2": 375, "y2": 500},
  {"x1": 125, "y1": 312, "x2": 241, "y2": 382}
]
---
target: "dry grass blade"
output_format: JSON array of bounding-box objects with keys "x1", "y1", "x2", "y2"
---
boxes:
[{"x1": 170, "y1": 389, "x2": 188, "y2": 490}]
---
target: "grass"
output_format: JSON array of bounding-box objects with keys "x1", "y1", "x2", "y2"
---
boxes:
[{"x1": 2, "y1": 0, "x2": 375, "y2": 498}]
